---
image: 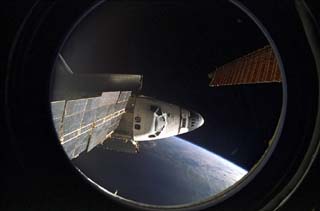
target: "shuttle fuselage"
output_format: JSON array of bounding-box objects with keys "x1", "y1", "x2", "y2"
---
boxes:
[{"x1": 128, "y1": 95, "x2": 204, "y2": 141}]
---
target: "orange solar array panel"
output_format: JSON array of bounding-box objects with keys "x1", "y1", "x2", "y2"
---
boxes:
[{"x1": 209, "y1": 46, "x2": 281, "y2": 87}]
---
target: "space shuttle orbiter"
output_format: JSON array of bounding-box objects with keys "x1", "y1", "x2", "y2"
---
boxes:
[{"x1": 103, "y1": 95, "x2": 204, "y2": 153}]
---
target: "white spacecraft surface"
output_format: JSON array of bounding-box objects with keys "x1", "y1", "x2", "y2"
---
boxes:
[
  {"x1": 130, "y1": 95, "x2": 204, "y2": 141},
  {"x1": 104, "y1": 95, "x2": 204, "y2": 153}
]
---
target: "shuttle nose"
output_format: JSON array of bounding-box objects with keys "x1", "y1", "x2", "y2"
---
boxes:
[{"x1": 188, "y1": 111, "x2": 204, "y2": 131}]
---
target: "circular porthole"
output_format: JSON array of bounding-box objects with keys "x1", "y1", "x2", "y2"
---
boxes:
[
  {"x1": 3, "y1": 0, "x2": 319, "y2": 211},
  {"x1": 49, "y1": 1, "x2": 285, "y2": 210}
]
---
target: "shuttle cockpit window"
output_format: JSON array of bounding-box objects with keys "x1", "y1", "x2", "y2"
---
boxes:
[
  {"x1": 150, "y1": 105, "x2": 158, "y2": 112},
  {"x1": 182, "y1": 118, "x2": 187, "y2": 128},
  {"x1": 148, "y1": 130, "x2": 162, "y2": 138},
  {"x1": 154, "y1": 113, "x2": 167, "y2": 136},
  {"x1": 150, "y1": 105, "x2": 162, "y2": 116},
  {"x1": 135, "y1": 116, "x2": 141, "y2": 123},
  {"x1": 134, "y1": 124, "x2": 141, "y2": 130}
]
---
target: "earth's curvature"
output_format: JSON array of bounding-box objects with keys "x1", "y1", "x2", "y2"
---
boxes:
[{"x1": 74, "y1": 136, "x2": 247, "y2": 206}]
